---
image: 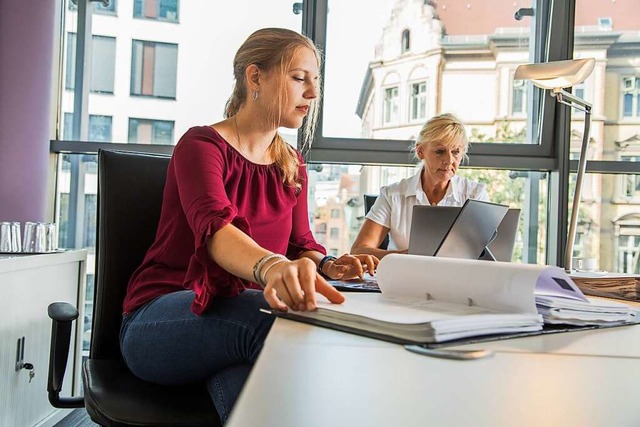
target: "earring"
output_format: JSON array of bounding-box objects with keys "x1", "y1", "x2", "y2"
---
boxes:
[{"x1": 252, "y1": 91, "x2": 259, "y2": 101}]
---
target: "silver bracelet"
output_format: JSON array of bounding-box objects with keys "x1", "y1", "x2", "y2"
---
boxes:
[
  {"x1": 252, "y1": 253, "x2": 287, "y2": 288},
  {"x1": 260, "y1": 258, "x2": 289, "y2": 286}
]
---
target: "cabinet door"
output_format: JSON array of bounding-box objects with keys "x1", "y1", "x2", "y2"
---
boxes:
[{"x1": 0, "y1": 259, "x2": 80, "y2": 427}]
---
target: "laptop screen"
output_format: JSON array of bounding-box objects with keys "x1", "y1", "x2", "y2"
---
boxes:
[
  {"x1": 408, "y1": 200, "x2": 511, "y2": 261},
  {"x1": 486, "y1": 208, "x2": 521, "y2": 262}
]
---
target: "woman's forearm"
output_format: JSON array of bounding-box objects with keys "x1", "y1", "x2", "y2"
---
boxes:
[{"x1": 206, "y1": 223, "x2": 272, "y2": 282}]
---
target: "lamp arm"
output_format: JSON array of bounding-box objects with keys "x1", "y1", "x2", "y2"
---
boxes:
[
  {"x1": 553, "y1": 88, "x2": 592, "y2": 111},
  {"x1": 564, "y1": 107, "x2": 592, "y2": 272}
]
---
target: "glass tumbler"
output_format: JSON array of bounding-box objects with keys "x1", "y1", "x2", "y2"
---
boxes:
[
  {"x1": 0, "y1": 222, "x2": 12, "y2": 252},
  {"x1": 11, "y1": 222, "x2": 21, "y2": 252},
  {"x1": 23, "y1": 222, "x2": 37, "y2": 252}
]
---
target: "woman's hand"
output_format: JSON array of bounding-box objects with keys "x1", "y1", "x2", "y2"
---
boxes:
[
  {"x1": 324, "y1": 254, "x2": 379, "y2": 281},
  {"x1": 262, "y1": 257, "x2": 344, "y2": 312}
]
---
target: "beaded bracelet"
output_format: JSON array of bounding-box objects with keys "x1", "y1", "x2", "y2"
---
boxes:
[
  {"x1": 318, "y1": 255, "x2": 337, "y2": 277},
  {"x1": 252, "y1": 253, "x2": 288, "y2": 288}
]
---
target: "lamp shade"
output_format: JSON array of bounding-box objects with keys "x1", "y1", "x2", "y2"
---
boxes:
[{"x1": 514, "y1": 58, "x2": 595, "y2": 90}]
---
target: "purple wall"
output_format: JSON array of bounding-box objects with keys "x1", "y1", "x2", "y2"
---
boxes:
[{"x1": 0, "y1": 0, "x2": 56, "y2": 222}]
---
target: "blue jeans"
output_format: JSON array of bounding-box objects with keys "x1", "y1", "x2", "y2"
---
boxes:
[{"x1": 120, "y1": 289, "x2": 274, "y2": 424}]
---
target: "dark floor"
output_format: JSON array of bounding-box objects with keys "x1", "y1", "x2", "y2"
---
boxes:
[{"x1": 54, "y1": 408, "x2": 99, "y2": 427}]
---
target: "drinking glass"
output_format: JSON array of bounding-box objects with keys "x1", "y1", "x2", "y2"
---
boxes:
[
  {"x1": 23, "y1": 222, "x2": 37, "y2": 252},
  {"x1": 34, "y1": 223, "x2": 47, "y2": 252},
  {"x1": 11, "y1": 222, "x2": 21, "y2": 252},
  {"x1": 46, "y1": 223, "x2": 58, "y2": 251},
  {"x1": 0, "y1": 222, "x2": 12, "y2": 252}
]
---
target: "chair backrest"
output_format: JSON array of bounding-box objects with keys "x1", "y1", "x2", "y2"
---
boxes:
[
  {"x1": 91, "y1": 149, "x2": 171, "y2": 359},
  {"x1": 363, "y1": 194, "x2": 389, "y2": 250}
]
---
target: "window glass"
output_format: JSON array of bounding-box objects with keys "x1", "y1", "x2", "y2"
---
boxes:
[
  {"x1": 571, "y1": 0, "x2": 640, "y2": 272},
  {"x1": 134, "y1": 0, "x2": 179, "y2": 22},
  {"x1": 511, "y1": 79, "x2": 526, "y2": 115},
  {"x1": 65, "y1": 33, "x2": 116, "y2": 94},
  {"x1": 566, "y1": 171, "x2": 640, "y2": 274},
  {"x1": 622, "y1": 77, "x2": 640, "y2": 118},
  {"x1": 620, "y1": 156, "x2": 640, "y2": 199},
  {"x1": 130, "y1": 40, "x2": 178, "y2": 98},
  {"x1": 128, "y1": 118, "x2": 174, "y2": 144},
  {"x1": 382, "y1": 87, "x2": 399, "y2": 125},
  {"x1": 324, "y1": 0, "x2": 534, "y2": 143},
  {"x1": 401, "y1": 29, "x2": 410, "y2": 53},
  {"x1": 92, "y1": 36, "x2": 117, "y2": 93},
  {"x1": 60, "y1": 0, "x2": 301, "y2": 145},
  {"x1": 69, "y1": 0, "x2": 117, "y2": 14},
  {"x1": 63, "y1": 113, "x2": 113, "y2": 142},
  {"x1": 409, "y1": 81, "x2": 427, "y2": 121}
]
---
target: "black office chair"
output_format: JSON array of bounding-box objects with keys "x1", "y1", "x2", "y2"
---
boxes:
[
  {"x1": 47, "y1": 150, "x2": 221, "y2": 426},
  {"x1": 363, "y1": 194, "x2": 389, "y2": 250}
]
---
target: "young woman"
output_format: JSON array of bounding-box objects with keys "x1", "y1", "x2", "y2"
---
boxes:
[
  {"x1": 120, "y1": 28, "x2": 378, "y2": 423},
  {"x1": 351, "y1": 113, "x2": 489, "y2": 258}
]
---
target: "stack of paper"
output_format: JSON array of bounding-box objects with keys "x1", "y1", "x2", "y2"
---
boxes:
[{"x1": 536, "y1": 296, "x2": 637, "y2": 325}]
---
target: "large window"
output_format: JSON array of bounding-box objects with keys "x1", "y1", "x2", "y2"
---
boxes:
[
  {"x1": 52, "y1": 0, "x2": 640, "y2": 288},
  {"x1": 130, "y1": 40, "x2": 178, "y2": 99}
]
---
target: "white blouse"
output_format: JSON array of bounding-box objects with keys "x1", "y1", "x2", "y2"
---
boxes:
[{"x1": 365, "y1": 167, "x2": 489, "y2": 251}]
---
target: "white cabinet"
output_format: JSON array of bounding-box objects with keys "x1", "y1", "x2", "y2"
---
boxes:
[{"x1": 0, "y1": 250, "x2": 86, "y2": 427}]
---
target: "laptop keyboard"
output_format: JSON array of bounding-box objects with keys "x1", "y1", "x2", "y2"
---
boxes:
[{"x1": 328, "y1": 276, "x2": 381, "y2": 293}]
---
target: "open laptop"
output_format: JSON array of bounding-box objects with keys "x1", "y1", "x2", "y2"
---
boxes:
[
  {"x1": 408, "y1": 205, "x2": 521, "y2": 262},
  {"x1": 409, "y1": 200, "x2": 509, "y2": 260}
]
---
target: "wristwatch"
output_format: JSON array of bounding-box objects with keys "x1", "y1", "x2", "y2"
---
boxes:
[{"x1": 318, "y1": 255, "x2": 337, "y2": 277}]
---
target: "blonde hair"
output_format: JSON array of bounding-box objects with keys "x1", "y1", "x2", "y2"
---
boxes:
[
  {"x1": 224, "y1": 28, "x2": 322, "y2": 190},
  {"x1": 412, "y1": 113, "x2": 470, "y2": 162}
]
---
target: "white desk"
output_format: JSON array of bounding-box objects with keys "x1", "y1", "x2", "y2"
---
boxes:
[{"x1": 227, "y1": 313, "x2": 640, "y2": 427}]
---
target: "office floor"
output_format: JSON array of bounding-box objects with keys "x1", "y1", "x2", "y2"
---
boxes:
[{"x1": 54, "y1": 409, "x2": 98, "y2": 427}]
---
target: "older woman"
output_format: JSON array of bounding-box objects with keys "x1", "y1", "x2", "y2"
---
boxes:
[{"x1": 351, "y1": 113, "x2": 489, "y2": 258}]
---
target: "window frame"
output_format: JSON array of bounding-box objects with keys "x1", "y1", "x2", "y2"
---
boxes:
[{"x1": 50, "y1": 0, "x2": 640, "y2": 269}]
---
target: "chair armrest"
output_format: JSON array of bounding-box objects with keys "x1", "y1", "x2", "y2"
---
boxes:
[{"x1": 47, "y1": 302, "x2": 84, "y2": 408}]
